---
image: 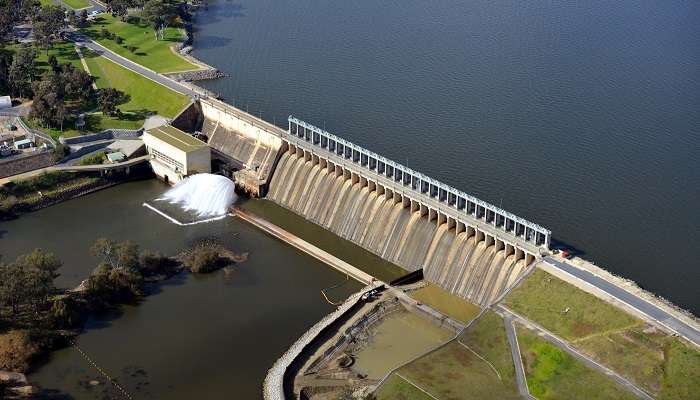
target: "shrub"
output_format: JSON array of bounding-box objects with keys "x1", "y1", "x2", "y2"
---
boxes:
[
  {"x1": 53, "y1": 143, "x2": 70, "y2": 161},
  {"x1": 78, "y1": 151, "x2": 106, "y2": 165},
  {"x1": 0, "y1": 331, "x2": 40, "y2": 373},
  {"x1": 184, "y1": 246, "x2": 220, "y2": 274},
  {"x1": 139, "y1": 250, "x2": 171, "y2": 276},
  {"x1": 127, "y1": 45, "x2": 137, "y2": 53},
  {"x1": 114, "y1": 36, "x2": 123, "y2": 44}
]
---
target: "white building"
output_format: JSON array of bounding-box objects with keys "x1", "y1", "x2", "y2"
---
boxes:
[
  {"x1": 0, "y1": 96, "x2": 11, "y2": 110},
  {"x1": 143, "y1": 125, "x2": 211, "y2": 184}
]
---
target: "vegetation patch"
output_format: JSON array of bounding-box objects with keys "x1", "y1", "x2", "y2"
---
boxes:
[
  {"x1": 376, "y1": 374, "x2": 432, "y2": 400},
  {"x1": 658, "y1": 339, "x2": 700, "y2": 400},
  {"x1": 458, "y1": 310, "x2": 517, "y2": 388},
  {"x1": 81, "y1": 14, "x2": 198, "y2": 73},
  {"x1": 61, "y1": 0, "x2": 90, "y2": 10},
  {"x1": 410, "y1": 283, "x2": 481, "y2": 324},
  {"x1": 516, "y1": 325, "x2": 637, "y2": 400},
  {"x1": 505, "y1": 268, "x2": 639, "y2": 341},
  {"x1": 78, "y1": 151, "x2": 107, "y2": 165},
  {"x1": 387, "y1": 340, "x2": 521, "y2": 400}
]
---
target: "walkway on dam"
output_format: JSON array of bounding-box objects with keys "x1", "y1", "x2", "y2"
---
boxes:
[
  {"x1": 232, "y1": 207, "x2": 375, "y2": 285},
  {"x1": 0, "y1": 156, "x2": 149, "y2": 186},
  {"x1": 544, "y1": 256, "x2": 700, "y2": 348}
]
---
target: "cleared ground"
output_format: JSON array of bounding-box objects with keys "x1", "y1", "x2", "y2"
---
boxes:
[
  {"x1": 380, "y1": 339, "x2": 522, "y2": 400},
  {"x1": 81, "y1": 14, "x2": 199, "y2": 73},
  {"x1": 376, "y1": 374, "x2": 432, "y2": 400},
  {"x1": 516, "y1": 325, "x2": 638, "y2": 400},
  {"x1": 458, "y1": 310, "x2": 517, "y2": 389},
  {"x1": 505, "y1": 268, "x2": 639, "y2": 341},
  {"x1": 410, "y1": 284, "x2": 481, "y2": 325}
]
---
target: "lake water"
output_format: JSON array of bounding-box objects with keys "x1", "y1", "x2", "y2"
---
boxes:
[
  {"x1": 1, "y1": 180, "x2": 363, "y2": 398},
  {"x1": 192, "y1": 0, "x2": 700, "y2": 313}
]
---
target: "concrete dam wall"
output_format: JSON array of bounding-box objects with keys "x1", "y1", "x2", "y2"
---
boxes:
[
  {"x1": 267, "y1": 148, "x2": 530, "y2": 305},
  {"x1": 178, "y1": 99, "x2": 551, "y2": 306}
]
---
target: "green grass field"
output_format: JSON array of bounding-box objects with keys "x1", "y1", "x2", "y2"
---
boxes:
[
  {"x1": 83, "y1": 50, "x2": 190, "y2": 117},
  {"x1": 3, "y1": 42, "x2": 83, "y2": 73},
  {"x1": 517, "y1": 325, "x2": 638, "y2": 400},
  {"x1": 458, "y1": 310, "x2": 518, "y2": 388},
  {"x1": 62, "y1": 0, "x2": 90, "y2": 9},
  {"x1": 81, "y1": 14, "x2": 199, "y2": 73},
  {"x1": 505, "y1": 269, "x2": 639, "y2": 341},
  {"x1": 410, "y1": 284, "x2": 481, "y2": 324}
]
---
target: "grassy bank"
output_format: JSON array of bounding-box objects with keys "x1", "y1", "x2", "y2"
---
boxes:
[
  {"x1": 505, "y1": 268, "x2": 700, "y2": 398},
  {"x1": 516, "y1": 325, "x2": 637, "y2": 400},
  {"x1": 458, "y1": 311, "x2": 518, "y2": 389},
  {"x1": 0, "y1": 171, "x2": 107, "y2": 218},
  {"x1": 505, "y1": 268, "x2": 639, "y2": 341},
  {"x1": 62, "y1": 0, "x2": 90, "y2": 9},
  {"x1": 81, "y1": 14, "x2": 199, "y2": 73},
  {"x1": 84, "y1": 49, "x2": 191, "y2": 117}
]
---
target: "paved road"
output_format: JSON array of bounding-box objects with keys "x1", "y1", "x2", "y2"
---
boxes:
[
  {"x1": 65, "y1": 31, "x2": 203, "y2": 98},
  {"x1": 545, "y1": 256, "x2": 700, "y2": 347},
  {"x1": 502, "y1": 314, "x2": 533, "y2": 399},
  {"x1": 499, "y1": 306, "x2": 654, "y2": 400}
]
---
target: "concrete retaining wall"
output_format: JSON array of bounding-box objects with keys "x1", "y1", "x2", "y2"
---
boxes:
[{"x1": 263, "y1": 286, "x2": 374, "y2": 400}]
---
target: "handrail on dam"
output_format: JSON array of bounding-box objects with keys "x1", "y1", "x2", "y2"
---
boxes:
[{"x1": 285, "y1": 116, "x2": 551, "y2": 252}]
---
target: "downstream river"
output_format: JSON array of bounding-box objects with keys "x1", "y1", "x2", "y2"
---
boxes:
[
  {"x1": 1, "y1": 180, "x2": 364, "y2": 398},
  {"x1": 193, "y1": 0, "x2": 700, "y2": 313}
]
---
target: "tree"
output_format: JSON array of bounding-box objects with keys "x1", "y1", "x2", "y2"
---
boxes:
[
  {"x1": 184, "y1": 246, "x2": 220, "y2": 273},
  {"x1": 15, "y1": 249, "x2": 61, "y2": 311},
  {"x1": 142, "y1": 0, "x2": 176, "y2": 40},
  {"x1": 67, "y1": 9, "x2": 77, "y2": 26},
  {"x1": 108, "y1": 0, "x2": 129, "y2": 21},
  {"x1": 62, "y1": 64, "x2": 94, "y2": 104},
  {"x1": 0, "y1": 52, "x2": 12, "y2": 95},
  {"x1": 91, "y1": 238, "x2": 140, "y2": 272},
  {"x1": 0, "y1": 262, "x2": 29, "y2": 315},
  {"x1": 97, "y1": 87, "x2": 127, "y2": 116},
  {"x1": 78, "y1": 9, "x2": 89, "y2": 28},
  {"x1": 8, "y1": 46, "x2": 36, "y2": 98},
  {"x1": 31, "y1": 70, "x2": 66, "y2": 129},
  {"x1": 32, "y1": 5, "x2": 67, "y2": 54}
]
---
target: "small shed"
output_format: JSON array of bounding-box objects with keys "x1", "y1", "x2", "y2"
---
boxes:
[
  {"x1": 14, "y1": 138, "x2": 33, "y2": 149},
  {"x1": 0, "y1": 96, "x2": 11, "y2": 110},
  {"x1": 107, "y1": 152, "x2": 126, "y2": 163}
]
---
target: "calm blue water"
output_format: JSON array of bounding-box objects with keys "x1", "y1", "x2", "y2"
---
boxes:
[{"x1": 193, "y1": 0, "x2": 700, "y2": 313}]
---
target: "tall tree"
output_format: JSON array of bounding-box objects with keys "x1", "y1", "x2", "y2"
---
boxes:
[
  {"x1": 142, "y1": 0, "x2": 176, "y2": 40},
  {"x1": 107, "y1": 0, "x2": 129, "y2": 21},
  {"x1": 97, "y1": 88, "x2": 127, "y2": 116},
  {"x1": 8, "y1": 46, "x2": 36, "y2": 98},
  {"x1": 32, "y1": 5, "x2": 67, "y2": 54}
]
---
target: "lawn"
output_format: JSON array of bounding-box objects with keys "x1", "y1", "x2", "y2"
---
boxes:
[
  {"x1": 81, "y1": 14, "x2": 199, "y2": 73},
  {"x1": 516, "y1": 325, "x2": 638, "y2": 400},
  {"x1": 62, "y1": 0, "x2": 90, "y2": 9},
  {"x1": 505, "y1": 268, "x2": 639, "y2": 341},
  {"x1": 3, "y1": 42, "x2": 83, "y2": 73},
  {"x1": 410, "y1": 283, "x2": 481, "y2": 324},
  {"x1": 458, "y1": 310, "x2": 517, "y2": 389},
  {"x1": 83, "y1": 50, "x2": 191, "y2": 118},
  {"x1": 388, "y1": 340, "x2": 522, "y2": 400}
]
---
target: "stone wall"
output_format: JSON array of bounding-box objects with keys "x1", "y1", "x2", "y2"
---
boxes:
[{"x1": 0, "y1": 151, "x2": 54, "y2": 179}]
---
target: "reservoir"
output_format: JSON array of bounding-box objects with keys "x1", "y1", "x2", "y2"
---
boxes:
[
  {"x1": 1, "y1": 180, "x2": 364, "y2": 398},
  {"x1": 192, "y1": 0, "x2": 700, "y2": 313}
]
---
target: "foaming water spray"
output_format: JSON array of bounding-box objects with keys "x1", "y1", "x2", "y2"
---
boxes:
[{"x1": 143, "y1": 174, "x2": 238, "y2": 225}]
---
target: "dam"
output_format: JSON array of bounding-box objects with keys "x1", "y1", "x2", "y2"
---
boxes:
[{"x1": 171, "y1": 98, "x2": 551, "y2": 306}]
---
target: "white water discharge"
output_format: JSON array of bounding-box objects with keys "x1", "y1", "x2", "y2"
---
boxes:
[{"x1": 158, "y1": 173, "x2": 238, "y2": 218}]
